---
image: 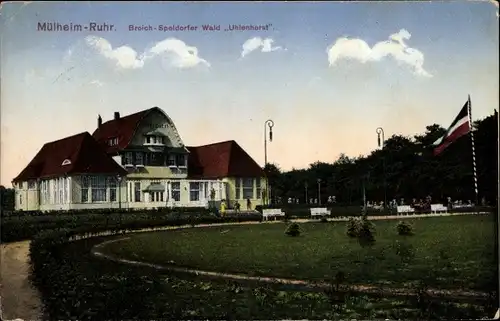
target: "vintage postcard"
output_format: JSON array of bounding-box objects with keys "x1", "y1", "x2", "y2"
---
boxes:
[{"x1": 1, "y1": 1, "x2": 499, "y2": 320}]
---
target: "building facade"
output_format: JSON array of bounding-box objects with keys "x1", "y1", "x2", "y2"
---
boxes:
[{"x1": 13, "y1": 107, "x2": 266, "y2": 211}]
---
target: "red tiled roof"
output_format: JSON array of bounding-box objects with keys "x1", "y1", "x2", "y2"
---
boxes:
[
  {"x1": 92, "y1": 108, "x2": 155, "y2": 154},
  {"x1": 187, "y1": 140, "x2": 264, "y2": 179},
  {"x1": 12, "y1": 132, "x2": 127, "y2": 182}
]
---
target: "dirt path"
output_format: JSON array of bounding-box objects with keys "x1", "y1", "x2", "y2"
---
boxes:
[{"x1": 1, "y1": 241, "x2": 42, "y2": 321}]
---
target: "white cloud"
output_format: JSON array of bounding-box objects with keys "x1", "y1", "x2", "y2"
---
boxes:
[
  {"x1": 241, "y1": 37, "x2": 283, "y2": 58},
  {"x1": 327, "y1": 29, "x2": 432, "y2": 77},
  {"x1": 75, "y1": 36, "x2": 210, "y2": 70},
  {"x1": 89, "y1": 79, "x2": 104, "y2": 87}
]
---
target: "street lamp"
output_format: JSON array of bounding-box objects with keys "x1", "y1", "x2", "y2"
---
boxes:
[
  {"x1": 304, "y1": 182, "x2": 308, "y2": 204},
  {"x1": 376, "y1": 127, "x2": 387, "y2": 209},
  {"x1": 264, "y1": 119, "x2": 274, "y2": 205},
  {"x1": 117, "y1": 175, "x2": 122, "y2": 224},
  {"x1": 317, "y1": 179, "x2": 322, "y2": 205}
]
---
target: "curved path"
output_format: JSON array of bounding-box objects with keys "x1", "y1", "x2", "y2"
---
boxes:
[
  {"x1": 1, "y1": 241, "x2": 42, "y2": 321},
  {"x1": 0, "y1": 212, "x2": 491, "y2": 320}
]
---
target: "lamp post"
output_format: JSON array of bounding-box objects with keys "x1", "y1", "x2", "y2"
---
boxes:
[
  {"x1": 305, "y1": 182, "x2": 308, "y2": 204},
  {"x1": 264, "y1": 119, "x2": 274, "y2": 205},
  {"x1": 117, "y1": 175, "x2": 122, "y2": 224},
  {"x1": 376, "y1": 127, "x2": 387, "y2": 209},
  {"x1": 317, "y1": 178, "x2": 322, "y2": 205}
]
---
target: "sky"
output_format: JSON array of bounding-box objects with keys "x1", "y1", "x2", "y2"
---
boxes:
[{"x1": 1, "y1": 1, "x2": 499, "y2": 186}]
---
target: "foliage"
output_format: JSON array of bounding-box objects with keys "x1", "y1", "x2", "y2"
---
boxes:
[
  {"x1": 1, "y1": 211, "x2": 262, "y2": 243},
  {"x1": 260, "y1": 114, "x2": 498, "y2": 206},
  {"x1": 27, "y1": 215, "x2": 497, "y2": 320},
  {"x1": 357, "y1": 217, "x2": 376, "y2": 247},
  {"x1": 285, "y1": 222, "x2": 301, "y2": 237},
  {"x1": 320, "y1": 216, "x2": 328, "y2": 223},
  {"x1": 396, "y1": 221, "x2": 414, "y2": 236},
  {"x1": 346, "y1": 217, "x2": 361, "y2": 238}
]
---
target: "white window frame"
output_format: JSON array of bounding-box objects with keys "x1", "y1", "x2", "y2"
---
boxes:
[
  {"x1": 177, "y1": 154, "x2": 187, "y2": 168},
  {"x1": 256, "y1": 179, "x2": 261, "y2": 199},
  {"x1": 91, "y1": 176, "x2": 107, "y2": 202},
  {"x1": 28, "y1": 180, "x2": 36, "y2": 189},
  {"x1": 124, "y1": 152, "x2": 133, "y2": 166},
  {"x1": 81, "y1": 177, "x2": 89, "y2": 203},
  {"x1": 109, "y1": 178, "x2": 117, "y2": 202},
  {"x1": 235, "y1": 178, "x2": 241, "y2": 199},
  {"x1": 168, "y1": 155, "x2": 176, "y2": 167},
  {"x1": 134, "y1": 182, "x2": 141, "y2": 202},
  {"x1": 242, "y1": 178, "x2": 254, "y2": 200},
  {"x1": 189, "y1": 182, "x2": 200, "y2": 201},
  {"x1": 135, "y1": 152, "x2": 144, "y2": 166},
  {"x1": 171, "y1": 182, "x2": 180, "y2": 202}
]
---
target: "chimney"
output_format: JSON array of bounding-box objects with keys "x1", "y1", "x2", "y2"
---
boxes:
[
  {"x1": 97, "y1": 115, "x2": 102, "y2": 128},
  {"x1": 114, "y1": 112, "x2": 120, "y2": 120}
]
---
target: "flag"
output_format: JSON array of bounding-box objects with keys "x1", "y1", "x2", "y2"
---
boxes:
[{"x1": 433, "y1": 99, "x2": 471, "y2": 156}]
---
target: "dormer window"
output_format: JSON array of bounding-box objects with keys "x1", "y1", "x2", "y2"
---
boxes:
[
  {"x1": 108, "y1": 137, "x2": 118, "y2": 146},
  {"x1": 144, "y1": 135, "x2": 165, "y2": 146},
  {"x1": 62, "y1": 159, "x2": 72, "y2": 166},
  {"x1": 167, "y1": 154, "x2": 176, "y2": 167}
]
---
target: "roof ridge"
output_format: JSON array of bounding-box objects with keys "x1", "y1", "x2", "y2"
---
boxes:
[
  {"x1": 44, "y1": 132, "x2": 89, "y2": 145},
  {"x1": 189, "y1": 140, "x2": 236, "y2": 148}
]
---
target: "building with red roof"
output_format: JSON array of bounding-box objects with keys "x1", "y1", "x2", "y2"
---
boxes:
[{"x1": 13, "y1": 107, "x2": 265, "y2": 211}]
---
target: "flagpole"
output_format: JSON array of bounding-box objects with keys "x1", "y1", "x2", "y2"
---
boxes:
[{"x1": 467, "y1": 95, "x2": 479, "y2": 207}]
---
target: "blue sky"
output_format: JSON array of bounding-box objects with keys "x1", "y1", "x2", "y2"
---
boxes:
[{"x1": 1, "y1": 1, "x2": 498, "y2": 186}]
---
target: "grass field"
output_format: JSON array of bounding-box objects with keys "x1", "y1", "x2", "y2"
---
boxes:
[{"x1": 101, "y1": 214, "x2": 497, "y2": 292}]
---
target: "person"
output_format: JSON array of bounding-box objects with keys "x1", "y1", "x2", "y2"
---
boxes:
[
  {"x1": 247, "y1": 198, "x2": 251, "y2": 210},
  {"x1": 220, "y1": 199, "x2": 226, "y2": 216},
  {"x1": 234, "y1": 200, "x2": 240, "y2": 213}
]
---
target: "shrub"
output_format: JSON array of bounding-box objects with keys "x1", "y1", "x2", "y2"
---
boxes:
[
  {"x1": 320, "y1": 217, "x2": 328, "y2": 223},
  {"x1": 285, "y1": 222, "x2": 301, "y2": 237},
  {"x1": 396, "y1": 221, "x2": 414, "y2": 236},
  {"x1": 346, "y1": 217, "x2": 360, "y2": 238},
  {"x1": 357, "y1": 218, "x2": 376, "y2": 247}
]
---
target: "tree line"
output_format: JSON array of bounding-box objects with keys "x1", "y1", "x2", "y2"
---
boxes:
[{"x1": 264, "y1": 112, "x2": 498, "y2": 206}]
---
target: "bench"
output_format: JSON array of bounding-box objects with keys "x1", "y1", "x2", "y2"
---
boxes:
[
  {"x1": 430, "y1": 203, "x2": 448, "y2": 213},
  {"x1": 310, "y1": 207, "x2": 331, "y2": 218},
  {"x1": 262, "y1": 208, "x2": 286, "y2": 221},
  {"x1": 397, "y1": 205, "x2": 415, "y2": 215}
]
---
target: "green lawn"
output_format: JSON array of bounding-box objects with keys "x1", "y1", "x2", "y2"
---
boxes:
[{"x1": 101, "y1": 214, "x2": 497, "y2": 291}]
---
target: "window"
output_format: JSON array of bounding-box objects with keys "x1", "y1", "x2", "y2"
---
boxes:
[
  {"x1": 134, "y1": 182, "x2": 141, "y2": 202},
  {"x1": 128, "y1": 182, "x2": 132, "y2": 202},
  {"x1": 149, "y1": 153, "x2": 163, "y2": 166},
  {"x1": 123, "y1": 152, "x2": 133, "y2": 165},
  {"x1": 108, "y1": 138, "x2": 118, "y2": 146},
  {"x1": 171, "y1": 182, "x2": 180, "y2": 202},
  {"x1": 242, "y1": 178, "x2": 254, "y2": 199},
  {"x1": 91, "y1": 176, "x2": 107, "y2": 202},
  {"x1": 18, "y1": 182, "x2": 24, "y2": 189},
  {"x1": 63, "y1": 178, "x2": 67, "y2": 203},
  {"x1": 190, "y1": 182, "x2": 200, "y2": 201},
  {"x1": 145, "y1": 136, "x2": 151, "y2": 144},
  {"x1": 256, "y1": 179, "x2": 261, "y2": 199},
  {"x1": 135, "y1": 152, "x2": 144, "y2": 166},
  {"x1": 109, "y1": 178, "x2": 117, "y2": 202},
  {"x1": 81, "y1": 177, "x2": 89, "y2": 202},
  {"x1": 235, "y1": 179, "x2": 241, "y2": 199},
  {"x1": 152, "y1": 191, "x2": 164, "y2": 202},
  {"x1": 177, "y1": 154, "x2": 186, "y2": 167},
  {"x1": 59, "y1": 178, "x2": 63, "y2": 204},
  {"x1": 28, "y1": 180, "x2": 35, "y2": 189},
  {"x1": 168, "y1": 155, "x2": 176, "y2": 167},
  {"x1": 19, "y1": 193, "x2": 22, "y2": 205}
]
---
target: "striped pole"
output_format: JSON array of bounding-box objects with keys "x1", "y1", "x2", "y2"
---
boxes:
[{"x1": 467, "y1": 95, "x2": 479, "y2": 207}]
